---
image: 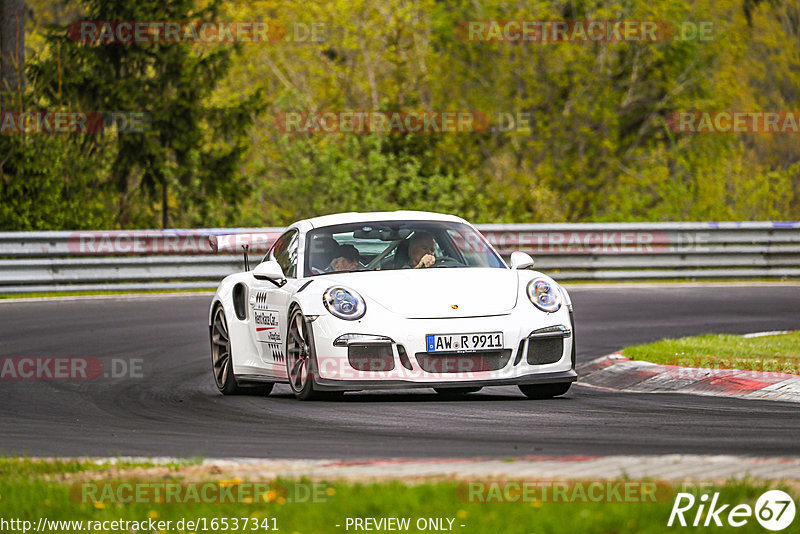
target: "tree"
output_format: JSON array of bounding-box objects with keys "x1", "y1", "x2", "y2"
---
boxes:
[
  {"x1": 1, "y1": 0, "x2": 26, "y2": 108},
  {"x1": 30, "y1": 0, "x2": 262, "y2": 228}
]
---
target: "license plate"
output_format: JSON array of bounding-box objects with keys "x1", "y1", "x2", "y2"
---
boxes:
[{"x1": 426, "y1": 332, "x2": 504, "y2": 352}]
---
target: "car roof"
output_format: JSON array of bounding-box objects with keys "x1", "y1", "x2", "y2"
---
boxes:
[{"x1": 303, "y1": 210, "x2": 468, "y2": 229}]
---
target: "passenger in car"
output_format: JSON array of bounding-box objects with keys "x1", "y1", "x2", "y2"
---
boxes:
[{"x1": 326, "y1": 244, "x2": 361, "y2": 272}]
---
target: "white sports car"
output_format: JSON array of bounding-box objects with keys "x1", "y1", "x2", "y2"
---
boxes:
[{"x1": 208, "y1": 211, "x2": 576, "y2": 400}]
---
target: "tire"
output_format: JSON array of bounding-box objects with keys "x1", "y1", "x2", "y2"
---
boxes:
[
  {"x1": 210, "y1": 305, "x2": 273, "y2": 396},
  {"x1": 433, "y1": 387, "x2": 482, "y2": 397},
  {"x1": 286, "y1": 307, "x2": 342, "y2": 401},
  {"x1": 518, "y1": 382, "x2": 571, "y2": 399}
]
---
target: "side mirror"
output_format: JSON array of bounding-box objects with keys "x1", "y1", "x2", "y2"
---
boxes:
[
  {"x1": 510, "y1": 251, "x2": 535, "y2": 270},
  {"x1": 252, "y1": 260, "x2": 287, "y2": 286}
]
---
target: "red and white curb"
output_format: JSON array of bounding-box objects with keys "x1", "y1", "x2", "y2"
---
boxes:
[
  {"x1": 198, "y1": 456, "x2": 800, "y2": 481},
  {"x1": 72, "y1": 456, "x2": 800, "y2": 481},
  {"x1": 577, "y1": 353, "x2": 800, "y2": 403}
]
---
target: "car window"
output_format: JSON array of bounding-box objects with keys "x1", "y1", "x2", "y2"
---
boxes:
[
  {"x1": 304, "y1": 221, "x2": 504, "y2": 276},
  {"x1": 269, "y1": 230, "x2": 299, "y2": 278},
  {"x1": 446, "y1": 228, "x2": 494, "y2": 267}
]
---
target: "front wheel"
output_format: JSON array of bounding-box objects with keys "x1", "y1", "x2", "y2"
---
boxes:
[
  {"x1": 518, "y1": 382, "x2": 571, "y2": 399},
  {"x1": 286, "y1": 308, "x2": 342, "y2": 401}
]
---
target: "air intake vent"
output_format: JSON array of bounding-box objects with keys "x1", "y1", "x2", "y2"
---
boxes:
[
  {"x1": 526, "y1": 337, "x2": 563, "y2": 365},
  {"x1": 348, "y1": 344, "x2": 395, "y2": 371}
]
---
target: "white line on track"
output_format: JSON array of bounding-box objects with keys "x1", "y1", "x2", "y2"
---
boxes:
[
  {"x1": 0, "y1": 292, "x2": 213, "y2": 304},
  {"x1": 741, "y1": 330, "x2": 794, "y2": 338}
]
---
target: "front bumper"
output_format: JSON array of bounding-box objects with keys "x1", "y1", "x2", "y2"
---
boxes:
[
  {"x1": 314, "y1": 369, "x2": 577, "y2": 391},
  {"x1": 309, "y1": 305, "x2": 575, "y2": 388}
]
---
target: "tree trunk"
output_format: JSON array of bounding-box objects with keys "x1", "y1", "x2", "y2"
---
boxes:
[
  {"x1": 161, "y1": 181, "x2": 169, "y2": 228},
  {"x1": 0, "y1": 0, "x2": 25, "y2": 109}
]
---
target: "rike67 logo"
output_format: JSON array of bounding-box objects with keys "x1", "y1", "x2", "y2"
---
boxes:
[{"x1": 669, "y1": 490, "x2": 795, "y2": 530}]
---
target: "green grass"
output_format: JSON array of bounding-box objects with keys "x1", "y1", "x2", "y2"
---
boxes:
[
  {"x1": 0, "y1": 457, "x2": 196, "y2": 476},
  {"x1": 623, "y1": 332, "x2": 800, "y2": 374},
  {"x1": 0, "y1": 458, "x2": 797, "y2": 533}
]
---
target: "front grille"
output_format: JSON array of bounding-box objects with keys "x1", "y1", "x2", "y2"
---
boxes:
[
  {"x1": 348, "y1": 344, "x2": 395, "y2": 371},
  {"x1": 415, "y1": 350, "x2": 512, "y2": 373},
  {"x1": 526, "y1": 337, "x2": 563, "y2": 365}
]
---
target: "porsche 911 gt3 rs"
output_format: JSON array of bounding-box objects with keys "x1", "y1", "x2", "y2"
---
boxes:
[{"x1": 208, "y1": 211, "x2": 576, "y2": 400}]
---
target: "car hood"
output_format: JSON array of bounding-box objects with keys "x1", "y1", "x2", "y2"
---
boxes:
[{"x1": 321, "y1": 268, "x2": 519, "y2": 318}]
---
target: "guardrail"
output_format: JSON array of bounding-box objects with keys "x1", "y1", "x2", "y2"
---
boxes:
[{"x1": 0, "y1": 222, "x2": 798, "y2": 293}]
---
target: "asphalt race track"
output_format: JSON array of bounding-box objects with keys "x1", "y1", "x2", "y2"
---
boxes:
[{"x1": 1, "y1": 284, "x2": 799, "y2": 459}]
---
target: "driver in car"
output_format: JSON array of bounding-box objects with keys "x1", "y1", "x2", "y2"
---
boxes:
[
  {"x1": 407, "y1": 232, "x2": 436, "y2": 269},
  {"x1": 327, "y1": 244, "x2": 361, "y2": 272}
]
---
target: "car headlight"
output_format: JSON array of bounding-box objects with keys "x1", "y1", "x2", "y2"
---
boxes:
[
  {"x1": 323, "y1": 286, "x2": 366, "y2": 320},
  {"x1": 527, "y1": 278, "x2": 562, "y2": 313}
]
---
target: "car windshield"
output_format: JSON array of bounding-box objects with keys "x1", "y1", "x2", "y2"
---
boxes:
[{"x1": 304, "y1": 220, "x2": 505, "y2": 276}]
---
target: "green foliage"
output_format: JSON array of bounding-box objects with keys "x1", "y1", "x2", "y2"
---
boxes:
[
  {"x1": 1, "y1": 0, "x2": 798, "y2": 229},
  {"x1": 11, "y1": 0, "x2": 260, "y2": 229},
  {"x1": 241, "y1": 133, "x2": 489, "y2": 225},
  {"x1": 0, "y1": 125, "x2": 114, "y2": 230}
]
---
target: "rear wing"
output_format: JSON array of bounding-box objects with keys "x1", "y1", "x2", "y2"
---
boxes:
[{"x1": 207, "y1": 232, "x2": 279, "y2": 271}]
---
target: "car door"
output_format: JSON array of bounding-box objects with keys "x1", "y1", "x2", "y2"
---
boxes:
[{"x1": 249, "y1": 229, "x2": 299, "y2": 376}]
